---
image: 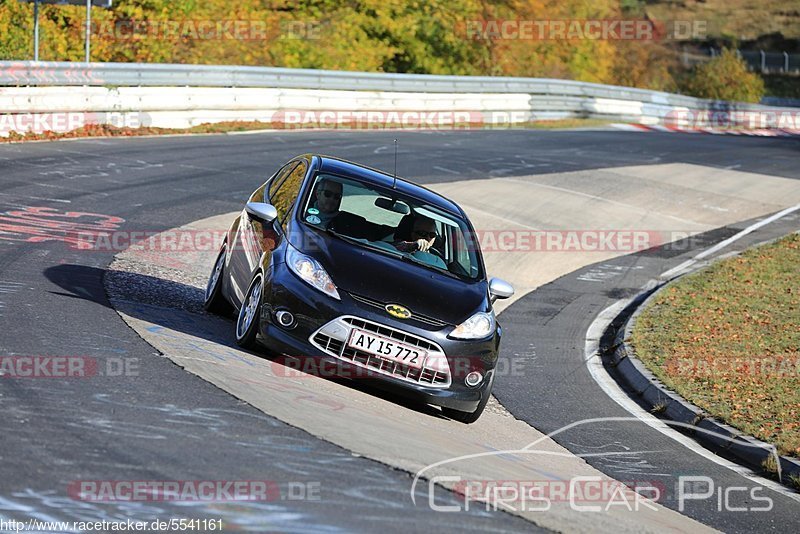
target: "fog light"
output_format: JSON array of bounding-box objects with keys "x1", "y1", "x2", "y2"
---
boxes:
[
  {"x1": 275, "y1": 310, "x2": 295, "y2": 328},
  {"x1": 465, "y1": 371, "x2": 483, "y2": 387}
]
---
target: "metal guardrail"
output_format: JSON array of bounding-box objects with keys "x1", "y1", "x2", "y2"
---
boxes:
[
  {"x1": 2, "y1": 61, "x2": 792, "y2": 136},
  {"x1": 684, "y1": 48, "x2": 800, "y2": 75},
  {"x1": 735, "y1": 50, "x2": 799, "y2": 75},
  {"x1": 0, "y1": 60, "x2": 741, "y2": 109},
  {"x1": 762, "y1": 96, "x2": 800, "y2": 108}
]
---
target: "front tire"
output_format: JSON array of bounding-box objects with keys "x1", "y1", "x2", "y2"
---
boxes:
[
  {"x1": 204, "y1": 243, "x2": 232, "y2": 316},
  {"x1": 236, "y1": 272, "x2": 264, "y2": 349},
  {"x1": 442, "y1": 372, "x2": 494, "y2": 424}
]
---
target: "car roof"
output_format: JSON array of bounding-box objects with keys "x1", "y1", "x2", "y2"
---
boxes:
[{"x1": 314, "y1": 155, "x2": 464, "y2": 217}]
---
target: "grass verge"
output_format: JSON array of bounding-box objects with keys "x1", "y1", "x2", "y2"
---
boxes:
[
  {"x1": 631, "y1": 233, "x2": 800, "y2": 458},
  {"x1": 0, "y1": 118, "x2": 617, "y2": 143}
]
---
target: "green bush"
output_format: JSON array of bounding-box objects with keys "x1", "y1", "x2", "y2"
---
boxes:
[
  {"x1": 681, "y1": 48, "x2": 766, "y2": 102},
  {"x1": 763, "y1": 74, "x2": 800, "y2": 99}
]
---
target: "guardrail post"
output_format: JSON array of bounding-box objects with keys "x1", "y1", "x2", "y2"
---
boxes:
[
  {"x1": 85, "y1": 0, "x2": 91, "y2": 63},
  {"x1": 33, "y1": 0, "x2": 40, "y2": 61}
]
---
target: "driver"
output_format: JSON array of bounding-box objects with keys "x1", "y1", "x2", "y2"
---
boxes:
[
  {"x1": 313, "y1": 179, "x2": 343, "y2": 227},
  {"x1": 395, "y1": 215, "x2": 437, "y2": 253}
]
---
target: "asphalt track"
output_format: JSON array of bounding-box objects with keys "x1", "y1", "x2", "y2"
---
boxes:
[
  {"x1": 1, "y1": 129, "x2": 799, "y2": 532},
  {"x1": 496, "y1": 213, "x2": 800, "y2": 532}
]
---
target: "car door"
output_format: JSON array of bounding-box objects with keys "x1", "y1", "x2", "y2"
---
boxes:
[
  {"x1": 229, "y1": 159, "x2": 309, "y2": 306},
  {"x1": 228, "y1": 161, "x2": 297, "y2": 306}
]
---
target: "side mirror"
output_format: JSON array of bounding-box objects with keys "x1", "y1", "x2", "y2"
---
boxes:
[
  {"x1": 489, "y1": 277, "x2": 514, "y2": 303},
  {"x1": 245, "y1": 202, "x2": 278, "y2": 223}
]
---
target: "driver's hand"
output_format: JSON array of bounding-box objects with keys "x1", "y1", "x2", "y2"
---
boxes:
[
  {"x1": 394, "y1": 241, "x2": 416, "y2": 253},
  {"x1": 415, "y1": 238, "x2": 435, "y2": 252}
]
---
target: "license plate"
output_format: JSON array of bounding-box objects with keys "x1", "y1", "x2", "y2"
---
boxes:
[{"x1": 347, "y1": 329, "x2": 427, "y2": 369}]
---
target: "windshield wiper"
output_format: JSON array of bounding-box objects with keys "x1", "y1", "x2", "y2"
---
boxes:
[
  {"x1": 398, "y1": 253, "x2": 462, "y2": 280},
  {"x1": 320, "y1": 226, "x2": 360, "y2": 245}
]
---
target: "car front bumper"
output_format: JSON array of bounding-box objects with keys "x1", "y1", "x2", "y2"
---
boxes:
[{"x1": 257, "y1": 265, "x2": 500, "y2": 412}]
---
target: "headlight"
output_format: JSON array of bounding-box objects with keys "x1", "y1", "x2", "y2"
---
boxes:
[
  {"x1": 286, "y1": 245, "x2": 340, "y2": 300},
  {"x1": 450, "y1": 311, "x2": 495, "y2": 340}
]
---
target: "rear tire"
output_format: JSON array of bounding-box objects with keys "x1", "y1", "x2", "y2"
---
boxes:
[
  {"x1": 235, "y1": 272, "x2": 264, "y2": 350},
  {"x1": 204, "y1": 243, "x2": 232, "y2": 316},
  {"x1": 442, "y1": 372, "x2": 494, "y2": 424}
]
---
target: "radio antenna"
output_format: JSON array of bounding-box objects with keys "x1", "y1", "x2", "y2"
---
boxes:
[{"x1": 392, "y1": 139, "x2": 398, "y2": 189}]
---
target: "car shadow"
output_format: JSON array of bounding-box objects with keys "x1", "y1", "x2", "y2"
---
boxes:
[{"x1": 44, "y1": 263, "x2": 449, "y2": 421}]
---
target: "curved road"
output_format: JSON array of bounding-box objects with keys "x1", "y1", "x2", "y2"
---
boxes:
[{"x1": 1, "y1": 130, "x2": 799, "y2": 532}]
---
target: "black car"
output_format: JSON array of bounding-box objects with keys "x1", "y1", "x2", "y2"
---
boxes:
[{"x1": 204, "y1": 154, "x2": 514, "y2": 422}]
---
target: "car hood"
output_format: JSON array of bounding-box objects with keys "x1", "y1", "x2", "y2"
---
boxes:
[{"x1": 291, "y1": 226, "x2": 487, "y2": 325}]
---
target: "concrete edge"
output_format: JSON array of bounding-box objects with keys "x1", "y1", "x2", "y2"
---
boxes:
[
  {"x1": 625, "y1": 124, "x2": 800, "y2": 138},
  {"x1": 604, "y1": 236, "x2": 800, "y2": 490}
]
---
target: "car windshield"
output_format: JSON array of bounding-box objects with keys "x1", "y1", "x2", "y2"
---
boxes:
[{"x1": 301, "y1": 172, "x2": 482, "y2": 280}]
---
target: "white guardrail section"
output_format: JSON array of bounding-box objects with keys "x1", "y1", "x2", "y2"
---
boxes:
[{"x1": 0, "y1": 61, "x2": 792, "y2": 136}]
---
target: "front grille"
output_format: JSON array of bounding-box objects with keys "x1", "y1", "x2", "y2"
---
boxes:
[
  {"x1": 314, "y1": 333, "x2": 344, "y2": 355},
  {"x1": 310, "y1": 316, "x2": 451, "y2": 387},
  {"x1": 343, "y1": 317, "x2": 438, "y2": 351},
  {"x1": 348, "y1": 292, "x2": 449, "y2": 328}
]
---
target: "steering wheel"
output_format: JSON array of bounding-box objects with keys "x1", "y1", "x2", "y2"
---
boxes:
[{"x1": 425, "y1": 245, "x2": 445, "y2": 259}]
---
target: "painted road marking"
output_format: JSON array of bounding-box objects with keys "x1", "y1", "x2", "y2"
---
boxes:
[
  {"x1": 660, "y1": 203, "x2": 800, "y2": 280},
  {"x1": 585, "y1": 295, "x2": 800, "y2": 502}
]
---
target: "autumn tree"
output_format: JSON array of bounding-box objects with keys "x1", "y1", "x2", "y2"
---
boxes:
[
  {"x1": 0, "y1": 0, "x2": 750, "y2": 99},
  {"x1": 681, "y1": 48, "x2": 765, "y2": 102}
]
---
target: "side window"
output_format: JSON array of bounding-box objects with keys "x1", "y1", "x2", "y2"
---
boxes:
[
  {"x1": 249, "y1": 162, "x2": 295, "y2": 204},
  {"x1": 267, "y1": 162, "x2": 298, "y2": 200},
  {"x1": 269, "y1": 162, "x2": 307, "y2": 224}
]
